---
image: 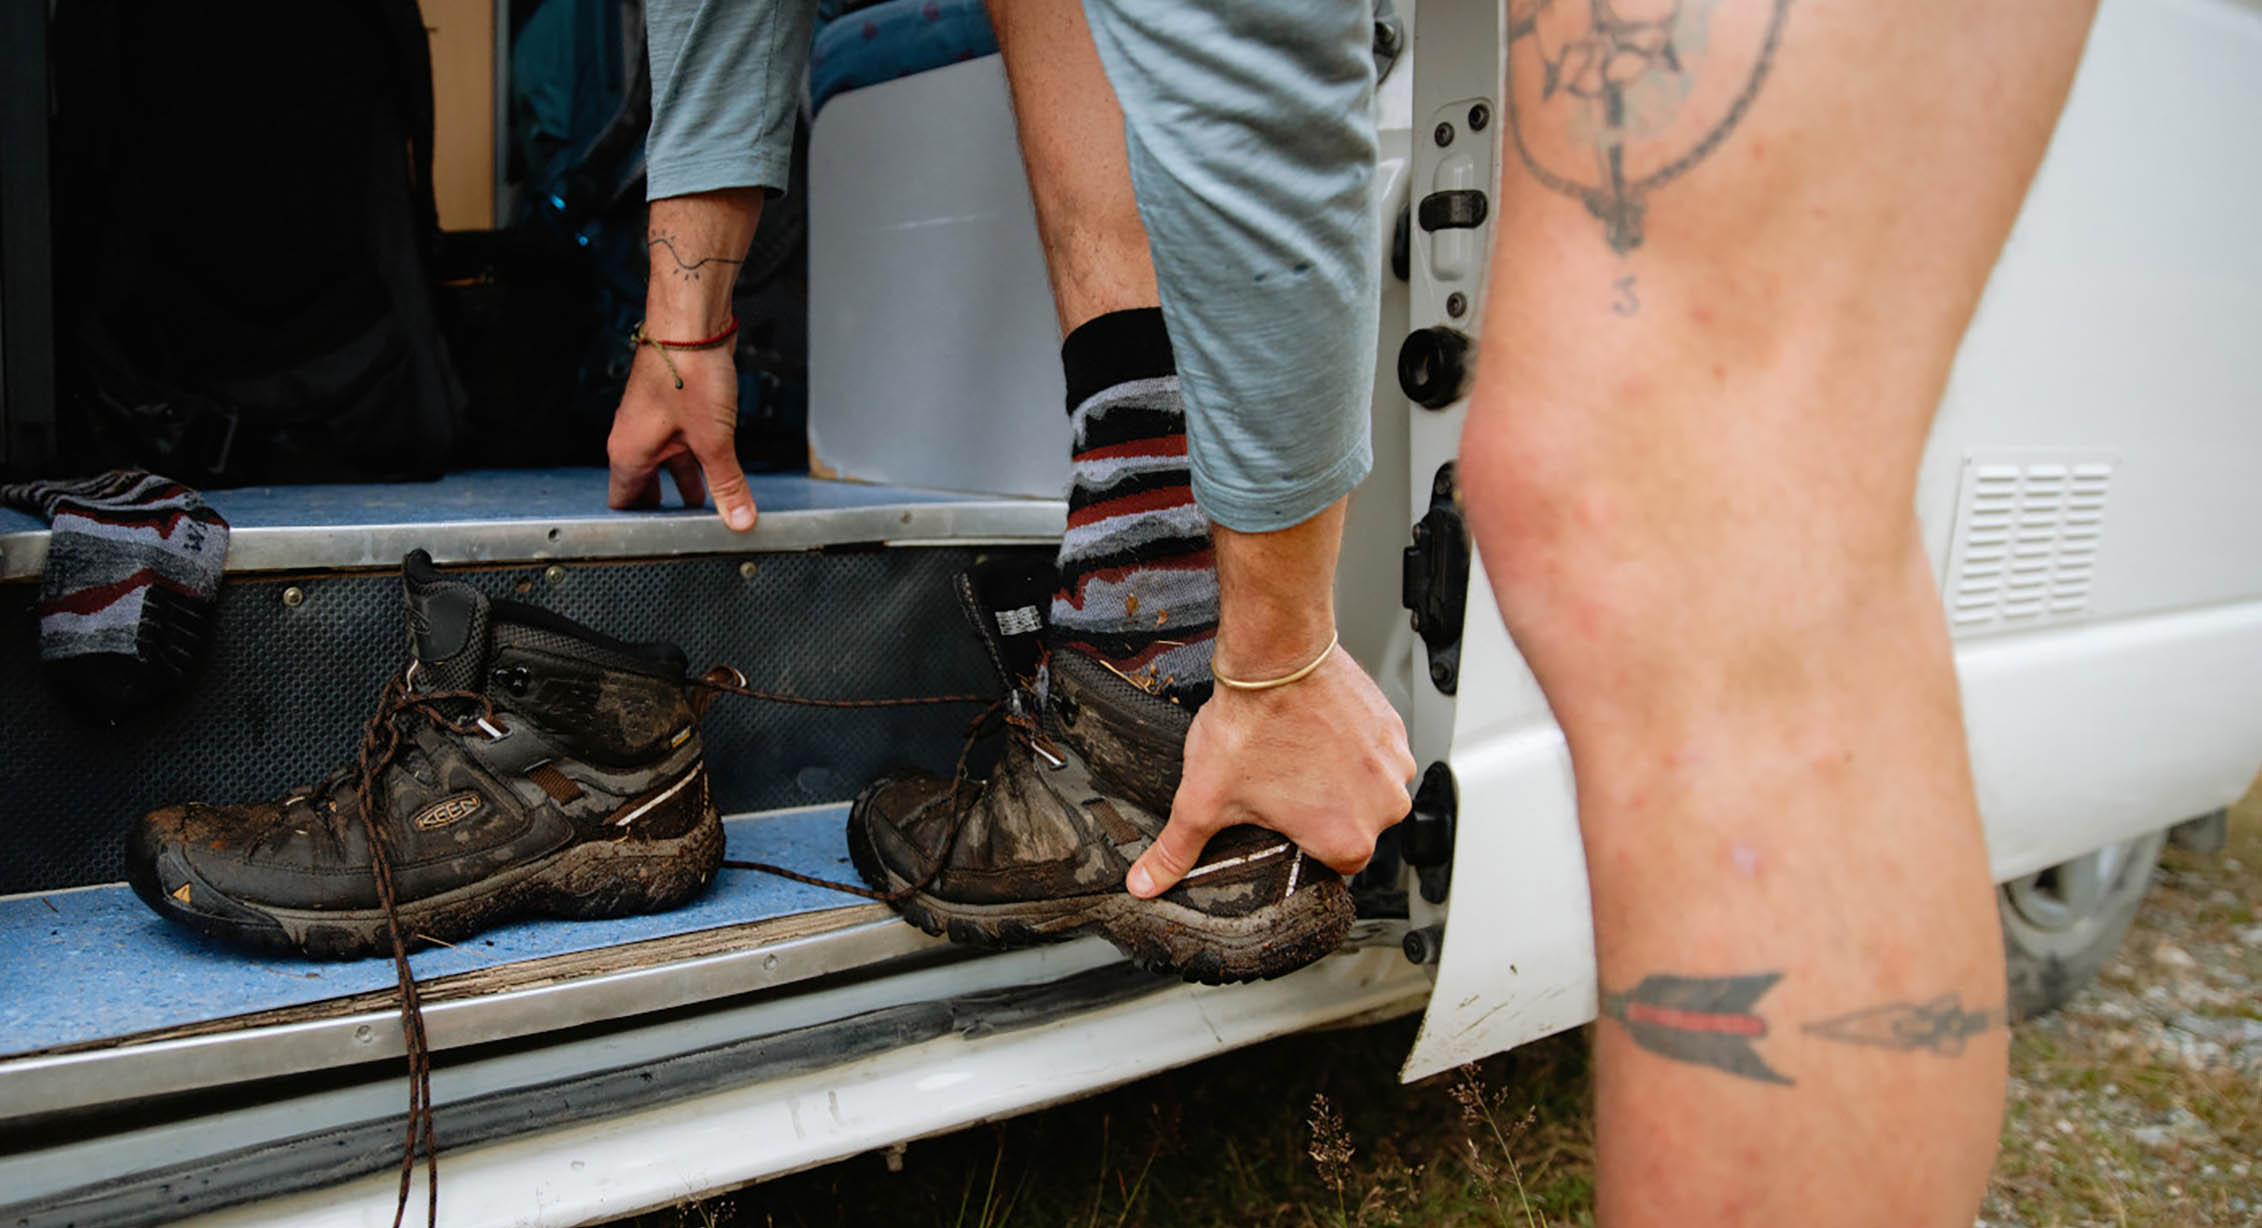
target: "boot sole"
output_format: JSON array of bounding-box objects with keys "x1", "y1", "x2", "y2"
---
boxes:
[
  {"x1": 846, "y1": 800, "x2": 1353, "y2": 986},
  {"x1": 129, "y1": 806, "x2": 726, "y2": 962}
]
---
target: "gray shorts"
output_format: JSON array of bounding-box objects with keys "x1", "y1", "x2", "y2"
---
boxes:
[{"x1": 646, "y1": 0, "x2": 1378, "y2": 532}]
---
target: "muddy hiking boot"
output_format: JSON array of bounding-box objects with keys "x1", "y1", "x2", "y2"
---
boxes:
[
  {"x1": 126, "y1": 549, "x2": 724, "y2": 959},
  {"x1": 848, "y1": 564, "x2": 1356, "y2": 984}
]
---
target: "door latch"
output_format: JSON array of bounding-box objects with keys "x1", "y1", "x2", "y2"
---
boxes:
[
  {"x1": 1402, "y1": 462, "x2": 1471, "y2": 693},
  {"x1": 1402, "y1": 761, "x2": 1456, "y2": 904}
]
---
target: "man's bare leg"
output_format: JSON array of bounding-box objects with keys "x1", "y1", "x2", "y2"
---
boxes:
[
  {"x1": 988, "y1": 0, "x2": 1157, "y2": 334},
  {"x1": 1457, "y1": 2, "x2": 2095, "y2": 1223}
]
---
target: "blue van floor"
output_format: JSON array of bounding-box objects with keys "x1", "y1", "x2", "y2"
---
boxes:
[
  {"x1": 0, "y1": 469, "x2": 974, "y2": 538},
  {"x1": 0, "y1": 807, "x2": 874, "y2": 1058}
]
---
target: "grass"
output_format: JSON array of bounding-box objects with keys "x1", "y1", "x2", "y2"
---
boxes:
[
  {"x1": 1983, "y1": 781, "x2": 2262, "y2": 1228},
  {"x1": 627, "y1": 777, "x2": 2262, "y2": 1228},
  {"x1": 615, "y1": 1020, "x2": 1597, "y2": 1228}
]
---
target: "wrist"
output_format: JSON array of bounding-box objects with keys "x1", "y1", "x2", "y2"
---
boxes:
[
  {"x1": 1212, "y1": 628, "x2": 1338, "y2": 693},
  {"x1": 1211, "y1": 612, "x2": 1336, "y2": 681},
  {"x1": 642, "y1": 284, "x2": 737, "y2": 339},
  {"x1": 1208, "y1": 504, "x2": 1346, "y2": 679}
]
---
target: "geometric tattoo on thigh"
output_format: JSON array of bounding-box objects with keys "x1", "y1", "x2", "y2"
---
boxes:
[
  {"x1": 1603, "y1": 975, "x2": 2008, "y2": 1085},
  {"x1": 1503, "y1": 0, "x2": 1795, "y2": 254}
]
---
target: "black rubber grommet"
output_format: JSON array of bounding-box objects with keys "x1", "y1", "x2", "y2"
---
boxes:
[{"x1": 1396, "y1": 326, "x2": 1473, "y2": 410}]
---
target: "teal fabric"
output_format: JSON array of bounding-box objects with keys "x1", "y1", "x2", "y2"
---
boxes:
[
  {"x1": 646, "y1": 0, "x2": 814, "y2": 199},
  {"x1": 810, "y1": 0, "x2": 998, "y2": 114}
]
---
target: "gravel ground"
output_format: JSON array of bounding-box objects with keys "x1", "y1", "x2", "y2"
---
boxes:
[
  {"x1": 642, "y1": 779, "x2": 2262, "y2": 1227},
  {"x1": 1983, "y1": 786, "x2": 2261, "y2": 1228}
]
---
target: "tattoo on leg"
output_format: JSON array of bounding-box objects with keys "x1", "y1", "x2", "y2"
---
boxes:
[
  {"x1": 1601, "y1": 971, "x2": 1794, "y2": 1085},
  {"x1": 647, "y1": 231, "x2": 745, "y2": 283},
  {"x1": 1602, "y1": 975, "x2": 2009, "y2": 1084},
  {"x1": 1611, "y1": 275, "x2": 1641, "y2": 316},
  {"x1": 1504, "y1": 0, "x2": 1794, "y2": 254},
  {"x1": 1802, "y1": 994, "x2": 2006, "y2": 1057}
]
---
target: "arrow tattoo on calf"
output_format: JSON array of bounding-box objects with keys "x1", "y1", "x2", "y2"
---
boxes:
[
  {"x1": 1601, "y1": 973, "x2": 2010, "y2": 1085},
  {"x1": 1601, "y1": 971, "x2": 1793, "y2": 1085}
]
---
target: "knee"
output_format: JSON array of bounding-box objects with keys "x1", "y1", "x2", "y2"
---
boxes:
[{"x1": 1456, "y1": 389, "x2": 1931, "y2": 664}]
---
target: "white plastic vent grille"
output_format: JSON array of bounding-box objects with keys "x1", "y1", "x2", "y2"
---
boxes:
[{"x1": 1944, "y1": 457, "x2": 2111, "y2": 633}]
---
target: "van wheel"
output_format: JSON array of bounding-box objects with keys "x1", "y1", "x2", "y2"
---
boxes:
[{"x1": 1999, "y1": 829, "x2": 2167, "y2": 1020}]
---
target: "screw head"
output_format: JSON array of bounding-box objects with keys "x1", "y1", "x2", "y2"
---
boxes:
[
  {"x1": 1430, "y1": 660, "x2": 1452, "y2": 686},
  {"x1": 1433, "y1": 121, "x2": 1455, "y2": 147},
  {"x1": 1467, "y1": 102, "x2": 1491, "y2": 132},
  {"x1": 1446, "y1": 292, "x2": 1468, "y2": 318},
  {"x1": 544, "y1": 565, "x2": 567, "y2": 586},
  {"x1": 281, "y1": 586, "x2": 305, "y2": 608},
  {"x1": 738, "y1": 560, "x2": 759, "y2": 581}
]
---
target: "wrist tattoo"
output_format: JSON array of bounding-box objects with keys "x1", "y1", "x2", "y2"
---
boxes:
[
  {"x1": 1601, "y1": 972, "x2": 2006, "y2": 1085},
  {"x1": 647, "y1": 230, "x2": 745, "y2": 284},
  {"x1": 1503, "y1": 0, "x2": 1794, "y2": 257}
]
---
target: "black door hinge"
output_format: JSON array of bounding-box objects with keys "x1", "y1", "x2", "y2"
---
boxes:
[
  {"x1": 1402, "y1": 462, "x2": 1471, "y2": 693},
  {"x1": 1402, "y1": 761, "x2": 1456, "y2": 905}
]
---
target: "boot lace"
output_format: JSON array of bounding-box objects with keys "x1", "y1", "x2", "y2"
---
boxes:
[
  {"x1": 353, "y1": 663, "x2": 992, "y2": 1228},
  {"x1": 696, "y1": 665, "x2": 1011, "y2": 903},
  {"x1": 331, "y1": 664, "x2": 505, "y2": 1228}
]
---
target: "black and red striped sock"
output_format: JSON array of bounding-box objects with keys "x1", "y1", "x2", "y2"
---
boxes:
[
  {"x1": 1047, "y1": 308, "x2": 1216, "y2": 705},
  {"x1": 0, "y1": 470, "x2": 230, "y2": 722}
]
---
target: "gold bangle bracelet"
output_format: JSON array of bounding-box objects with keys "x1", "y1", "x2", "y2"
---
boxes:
[{"x1": 1211, "y1": 631, "x2": 1338, "y2": 692}]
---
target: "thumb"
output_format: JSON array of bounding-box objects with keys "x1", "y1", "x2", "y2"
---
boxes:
[
  {"x1": 1127, "y1": 797, "x2": 1217, "y2": 899},
  {"x1": 693, "y1": 438, "x2": 757, "y2": 532}
]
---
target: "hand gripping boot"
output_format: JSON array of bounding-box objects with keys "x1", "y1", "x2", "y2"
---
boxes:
[{"x1": 848, "y1": 566, "x2": 1355, "y2": 984}]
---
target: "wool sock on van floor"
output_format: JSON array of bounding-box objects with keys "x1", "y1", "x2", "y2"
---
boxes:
[
  {"x1": 1048, "y1": 308, "x2": 1217, "y2": 706},
  {"x1": 0, "y1": 470, "x2": 230, "y2": 722}
]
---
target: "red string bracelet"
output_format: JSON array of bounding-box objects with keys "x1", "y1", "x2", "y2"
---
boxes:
[{"x1": 629, "y1": 315, "x2": 739, "y2": 389}]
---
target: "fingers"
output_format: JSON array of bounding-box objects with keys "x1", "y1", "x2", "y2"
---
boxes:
[
  {"x1": 607, "y1": 439, "x2": 663, "y2": 510},
  {"x1": 607, "y1": 397, "x2": 672, "y2": 511},
  {"x1": 1304, "y1": 821, "x2": 1383, "y2": 877},
  {"x1": 1128, "y1": 781, "x2": 1222, "y2": 899},
  {"x1": 692, "y1": 433, "x2": 757, "y2": 531},
  {"x1": 664, "y1": 452, "x2": 707, "y2": 510}
]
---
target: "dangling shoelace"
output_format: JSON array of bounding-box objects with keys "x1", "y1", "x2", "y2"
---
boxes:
[
  {"x1": 337, "y1": 667, "x2": 505, "y2": 1228},
  {"x1": 349, "y1": 663, "x2": 999, "y2": 1228}
]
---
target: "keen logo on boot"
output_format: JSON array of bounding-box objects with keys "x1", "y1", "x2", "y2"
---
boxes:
[{"x1": 410, "y1": 792, "x2": 484, "y2": 831}]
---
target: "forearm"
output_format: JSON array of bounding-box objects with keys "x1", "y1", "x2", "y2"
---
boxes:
[
  {"x1": 643, "y1": 190, "x2": 762, "y2": 336},
  {"x1": 1209, "y1": 499, "x2": 1344, "y2": 679}
]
